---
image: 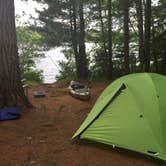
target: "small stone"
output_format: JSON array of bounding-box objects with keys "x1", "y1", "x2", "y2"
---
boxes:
[
  {"x1": 27, "y1": 137, "x2": 32, "y2": 140},
  {"x1": 39, "y1": 140, "x2": 45, "y2": 143},
  {"x1": 30, "y1": 160, "x2": 36, "y2": 164}
]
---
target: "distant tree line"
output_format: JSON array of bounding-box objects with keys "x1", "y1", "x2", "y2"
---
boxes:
[{"x1": 34, "y1": 0, "x2": 166, "y2": 81}]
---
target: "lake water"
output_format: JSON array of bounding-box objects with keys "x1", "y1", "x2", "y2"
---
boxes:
[
  {"x1": 35, "y1": 47, "x2": 66, "y2": 83},
  {"x1": 35, "y1": 44, "x2": 94, "y2": 83}
]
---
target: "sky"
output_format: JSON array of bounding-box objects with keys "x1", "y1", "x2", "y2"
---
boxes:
[
  {"x1": 14, "y1": 0, "x2": 159, "y2": 24},
  {"x1": 14, "y1": 0, "x2": 45, "y2": 25},
  {"x1": 15, "y1": 0, "x2": 39, "y2": 15}
]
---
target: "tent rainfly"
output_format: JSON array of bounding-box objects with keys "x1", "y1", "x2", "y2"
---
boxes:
[{"x1": 73, "y1": 73, "x2": 166, "y2": 161}]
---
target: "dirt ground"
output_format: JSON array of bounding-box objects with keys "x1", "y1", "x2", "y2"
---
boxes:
[{"x1": 0, "y1": 82, "x2": 162, "y2": 166}]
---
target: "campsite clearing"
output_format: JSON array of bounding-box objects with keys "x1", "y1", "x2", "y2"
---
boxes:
[{"x1": 0, "y1": 82, "x2": 161, "y2": 166}]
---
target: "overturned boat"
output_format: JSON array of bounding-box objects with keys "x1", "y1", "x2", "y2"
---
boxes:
[{"x1": 68, "y1": 81, "x2": 90, "y2": 101}]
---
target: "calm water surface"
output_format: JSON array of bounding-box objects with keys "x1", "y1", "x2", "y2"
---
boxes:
[{"x1": 35, "y1": 47, "x2": 66, "y2": 83}]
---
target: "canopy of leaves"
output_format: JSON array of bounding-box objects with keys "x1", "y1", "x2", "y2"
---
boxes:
[{"x1": 22, "y1": 0, "x2": 166, "y2": 81}]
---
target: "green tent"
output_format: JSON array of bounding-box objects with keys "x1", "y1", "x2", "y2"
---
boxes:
[{"x1": 73, "y1": 73, "x2": 166, "y2": 161}]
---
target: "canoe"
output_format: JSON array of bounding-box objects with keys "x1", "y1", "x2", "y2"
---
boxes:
[{"x1": 68, "y1": 82, "x2": 90, "y2": 101}]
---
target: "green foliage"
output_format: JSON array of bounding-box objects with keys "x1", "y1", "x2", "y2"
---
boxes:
[
  {"x1": 150, "y1": 0, "x2": 166, "y2": 74},
  {"x1": 17, "y1": 27, "x2": 45, "y2": 84},
  {"x1": 56, "y1": 48, "x2": 77, "y2": 82},
  {"x1": 22, "y1": 70, "x2": 43, "y2": 84},
  {"x1": 89, "y1": 44, "x2": 124, "y2": 80},
  {"x1": 35, "y1": 0, "x2": 71, "y2": 47},
  {"x1": 90, "y1": 46, "x2": 109, "y2": 80},
  {"x1": 32, "y1": 0, "x2": 166, "y2": 82}
]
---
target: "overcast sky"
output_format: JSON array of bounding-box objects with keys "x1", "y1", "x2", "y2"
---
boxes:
[
  {"x1": 14, "y1": 0, "x2": 45, "y2": 25},
  {"x1": 14, "y1": 0, "x2": 159, "y2": 24}
]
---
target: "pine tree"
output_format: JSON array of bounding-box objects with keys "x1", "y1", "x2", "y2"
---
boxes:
[
  {"x1": 0, "y1": 0, "x2": 31, "y2": 108},
  {"x1": 123, "y1": 0, "x2": 130, "y2": 74}
]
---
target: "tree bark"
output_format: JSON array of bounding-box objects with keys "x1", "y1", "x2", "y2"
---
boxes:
[
  {"x1": 78, "y1": 0, "x2": 88, "y2": 79},
  {"x1": 107, "y1": 0, "x2": 113, "y2": 79},
  {"x1": 123, "y1": 0, "x2": 130, "y2": 74},
  {"x1": 0, "y1": 0, "x2": 31, "y2": 108},
  {"x1": 144, "y1": 0, "x2": 151, "y2": 72},
  {"x1": 98, "y1": 0, "x2": 107, "y2": 56},
  {"x1": 69, "y1": 0, "x2": 80, "y2": 78},
  {"x1": 151, "y1": 17, "x2": 158, "y2": 72},
  {"x1": 136, "y1": 0, "x2": 144, "y2": 71}
]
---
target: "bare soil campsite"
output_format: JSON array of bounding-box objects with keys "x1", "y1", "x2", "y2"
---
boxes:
[
  {"x1": 0, "y1": 82, "x2": 161, "y2": 166},
  {"x1": 0, "y1": 0, "x2": 165, "y2": 166}
]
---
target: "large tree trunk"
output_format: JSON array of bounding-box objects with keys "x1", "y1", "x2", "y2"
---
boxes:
[
  {"x1": 78, "y1": 0, "x2": 88, "y2": 79},
  {"x1": 151, "y1": 17, "x2": 158, "y2": 72},
  {"x1": 123, "y1": 0, "x2": 130, "y2": 74},
  {"x1": 144, "y1": 0, "x2": 151, "y2": 72},
  {"x1": 98, "y1": 0, "x2": 107, "y2": 56},
  {"x1": 69, "y1": 0, "x2": 80, "y2": 78},
  {"x1": 0, "y1": 0, "x2": 31, "y2": 108},
  {"x1": 107, "y1": 0, "x2": 113, "y2": 79},
  {"x1": 136, "y1": 0, "x2": 144, "y2": 71}
]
